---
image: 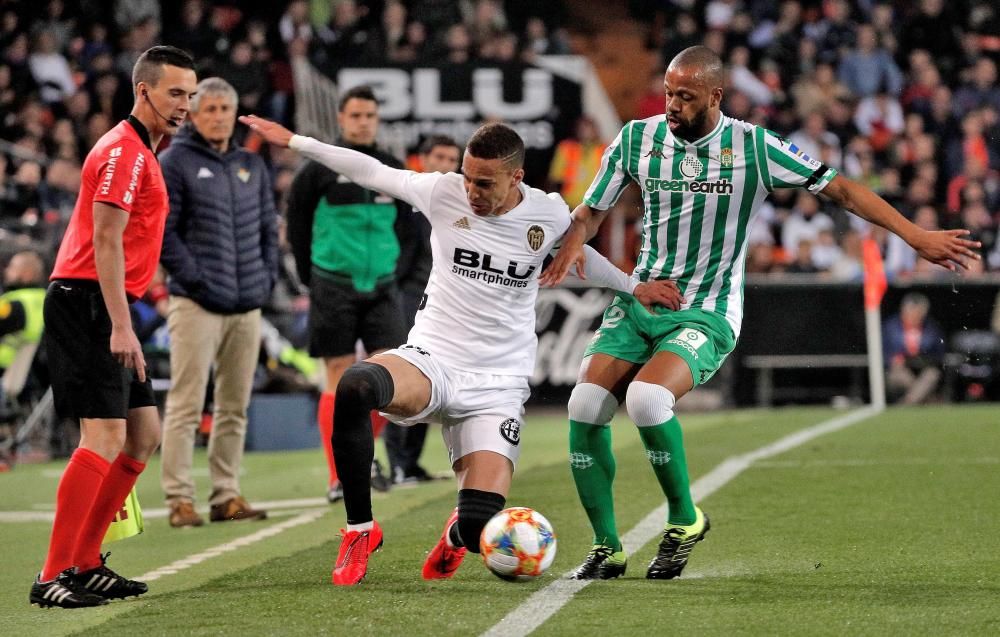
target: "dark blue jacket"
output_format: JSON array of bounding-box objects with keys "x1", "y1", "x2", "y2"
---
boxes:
[{"x1": 159, "y1": 125, "x2": 278, "y2": 314}]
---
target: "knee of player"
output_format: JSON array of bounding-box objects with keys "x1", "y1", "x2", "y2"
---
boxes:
[
  {"x1": 335, "y1": 361, "x2": 395, "y2": 410},
  {"x1": 625, "y1": 381, "x2": 676, "y2": 427},
  {"x1": 567, "y1": 382, "x2": 619, "y2": 426}
]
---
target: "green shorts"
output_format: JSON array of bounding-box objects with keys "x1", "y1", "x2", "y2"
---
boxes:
[{"x1": 584, "y1": 293, "x2": 737, "y2": 387}]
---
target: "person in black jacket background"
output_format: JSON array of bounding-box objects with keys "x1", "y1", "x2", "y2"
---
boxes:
[
  {"x1": 158, "y1": 77, "x2": 278, "y2": 528},
  {"x1": 383, "y1": 135, "x2": 460, "y2": 485},
  {"x1": 285, "y1": 85, "x2": 411, "y2": 502}
]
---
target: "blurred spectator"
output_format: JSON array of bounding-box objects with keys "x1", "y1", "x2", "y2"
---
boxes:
[
  {"x1": 315, "y1": 0, "x2": 370, "y2": 66},
  {"x1": 789, "y1": 112, "x2": 842, "y2": 170},
  {"x1": 782, "y1": 191, "x2": 834, "y2": 259},
  {"x1": 811, "y1": 227, "x2": 843, "y2": 272},
  {"x1": 883, "y1": 293, "x2": 945, "y2": 404},
  {"x1": 854, "y1": 86, "x2": 904, "y2": 152},
  {"x1": 114, "y1": 0, "x2": 160, "y2": 34},
  {"x1": 946, "y1": 155, "x2": 1000, "y2": 215},
  {"x1": 900, "y1": 0, "x2": 963, "y2": 78},
  {"x1": 636, "y1": 68, "x2": 666, "y2": 120},
  {"x1": 522, "y1": 17, "x2": 569, "y2": 58},
  {"x1": 27, "y1": 31, "x2": 75, "y2": 104},
  {"x1": 786, "y1": 238, "x2": 820, "y2": 274},
  {"x1": 827, "y1": 228, "x2": 863, "y2": 281},
  {"x1": 727, "y1": 46, "x2": 772, "y2": 106},
  {"x1": 790, "y1": 62, "x2": 851, "y2": 120},
  {"x1": 660, "y1": 12, "x2": 700, "y2": 66},
  {"x1": 213, "y1": 40, "x2": 269, "y2": 112},
  {"x1": 34, "y1": 0, "x2": 75, "y2": 54},
  {"x1": 547, "y1": 116, "x2": 606, "y2": 208},
  {"x1": 814, "y1": 0, "x2": 855, "y2": 64},
  {"x1": 885, "y1": 205, "x2": 939, "y2": 279},
  {"x1": 0, "y1": 251, "x2": 46, "y2": 379},
  {"x1": 954, "y1": 57, "x2": 1000, "y2": 117},
  {"x1": 278, "y1": 0, "x2": 315, "y2": 53},
  {"x1": 167, "y1": 0, "x2": 220, "y2": 65},
  {"x1": 837, "y1": 24, "x2": 902, "y2": 98},
  {"x1": 365, "y1": 0, "x2": 409, "y2": 63}
]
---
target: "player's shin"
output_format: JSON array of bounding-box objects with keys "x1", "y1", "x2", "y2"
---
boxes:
[
  {"x1": 627, "y1": 382, "x2": 695, "y2": 525},
  {"x1": 332, "y1": 362, "x2": 395, "y2": 525},
  {"x1": 567, "y1": 382, "x2": 621, "y2": 550},
  {"x1": 453, "y1": 489, "x2": 506, "y2": 553}
]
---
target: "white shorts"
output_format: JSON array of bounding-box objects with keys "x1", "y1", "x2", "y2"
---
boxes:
[{"x1": 383, "y1": 344, "x2": 531, "y2": 467}]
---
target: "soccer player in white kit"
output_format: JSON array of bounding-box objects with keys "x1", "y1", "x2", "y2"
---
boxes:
[{"x1": 242, "y1": 114, "x2": 684, "y2": 585}]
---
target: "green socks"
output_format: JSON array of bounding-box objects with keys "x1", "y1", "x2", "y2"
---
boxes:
[
  {"x1": 637, "y1": 416, "x2": 696, "y2": 525},
  {"x1": 569, "y1": 420, "x2": 621, "y2": 551}
]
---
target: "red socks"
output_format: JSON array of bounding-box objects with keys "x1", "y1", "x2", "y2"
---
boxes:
[
  {"x1": 319, "y1": 392, "x2": 337, "y2": 485},
  {"x1": 72, "y1": 453, "x2": 146, "y2": 573},
  {"x1": 41, "y1": 448, "x2": 110, "y2": 581},
  {"x1": 370, "y1": 411, "x2": 388, "y2": 440},
  {"x1": 320, "y1": 392, "x2": 388, "y2": 487}
]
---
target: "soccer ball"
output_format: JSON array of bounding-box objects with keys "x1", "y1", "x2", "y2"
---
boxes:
[{"x1": 479, "y1": 507, "x2": 557, "y2": 581}]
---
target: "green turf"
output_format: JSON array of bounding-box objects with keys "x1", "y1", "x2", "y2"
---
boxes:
[{"x1": 2, "y1": 406, "x2": 997, "y2": 636}]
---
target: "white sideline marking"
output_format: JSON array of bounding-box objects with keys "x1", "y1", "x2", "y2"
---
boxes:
[
  {"x1": 2, "y1": 496, "x2": 330, "y2": 523},
  {"x1": 137, "y1": 508, "x2": 327, "y2": 581},
  {"x1": 482, "y1": 405, "x2": 881, "y2": 637}
]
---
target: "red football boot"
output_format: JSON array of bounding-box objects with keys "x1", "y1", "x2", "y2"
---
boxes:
[
  {"x1": 332, "y1": 521, "x2": 384, "y2": 586},
  {"x1": 422, "y1": 508, "x2": 467, "y2": 580}
]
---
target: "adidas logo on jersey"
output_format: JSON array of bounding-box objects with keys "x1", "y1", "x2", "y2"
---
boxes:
[
  {"x1": 197, "y1": 167, "x2": 214, "y2": 179},
  {"x1": 453, "y1": 217, "x2": 471, "y2": 230}
]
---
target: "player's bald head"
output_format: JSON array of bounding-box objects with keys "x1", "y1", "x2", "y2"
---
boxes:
[{"x1": 667, "y1": 46, "x2": 725, "y2": 90}]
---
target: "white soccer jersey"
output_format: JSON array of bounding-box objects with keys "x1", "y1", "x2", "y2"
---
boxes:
[
  {"x1": 399, "y1": 173, "x2": 572, "y2": 375},
  {"x1": 584, "y1": 114, "x2": 838, "y2": 337},
  {"x1": 290, "y1": 135, "x2": 629, "y2": 376}
]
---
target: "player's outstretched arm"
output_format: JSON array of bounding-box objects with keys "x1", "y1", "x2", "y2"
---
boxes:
[
  {"x1": 819, "y1": 174, "x2": 981, "y2": 271},
  {"x1": 539, "y1": 203, "x2": 611, "y2": 286},
  {"x1": 239, "y1": 114, "x2": 428, "y2": 208},
  {"x1": 567, "y1": 244, "x2": 684, "y2": 311}
]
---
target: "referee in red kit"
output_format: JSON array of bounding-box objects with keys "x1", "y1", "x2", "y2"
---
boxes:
[{"x1": 30, "y1": 46, "x2": 197, "y2": 609}]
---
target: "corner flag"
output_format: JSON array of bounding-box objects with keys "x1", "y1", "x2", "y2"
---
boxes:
[{"x1": 103, "y1": 487, "x2": 144, "y2": 543}]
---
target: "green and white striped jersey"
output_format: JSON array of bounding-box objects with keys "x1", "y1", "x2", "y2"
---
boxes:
[{"x1": 584, "y1": 113, "x2": 838, "y2": 337}]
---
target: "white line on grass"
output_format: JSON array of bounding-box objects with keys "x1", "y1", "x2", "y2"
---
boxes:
[
  {"x1": 137, "y1": 508, "x2": 327, "y2": 581},
  {"x1": 1, "y1": 496, "x2": 330, "y2": 523},
  {"x1": 482, "y1": 405, "x2": 882, "y2": 637}
]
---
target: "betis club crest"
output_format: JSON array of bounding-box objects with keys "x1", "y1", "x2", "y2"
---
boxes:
[
  {"x1": 720, "y1": 148, "x2": 734, "y2": 168},
  {"x1": 526, "y1": 225, "x2": 544, "y2": 252}
]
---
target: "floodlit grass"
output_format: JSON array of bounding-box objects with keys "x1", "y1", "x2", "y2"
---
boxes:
[{"x1": 2, "y1": 405, "x2": 997, "y2": 636}]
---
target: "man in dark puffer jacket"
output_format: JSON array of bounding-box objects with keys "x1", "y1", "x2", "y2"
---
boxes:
[{"x1": 158, "y1": 77, "x2": 278, "y2": 528}]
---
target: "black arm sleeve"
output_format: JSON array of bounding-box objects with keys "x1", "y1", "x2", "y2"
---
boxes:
[{"x1": 285, "y1": 161, "x2": 321, "y2": 287}]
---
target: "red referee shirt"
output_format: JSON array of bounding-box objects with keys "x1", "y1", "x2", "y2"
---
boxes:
[{"x1": 51, "y1": 116, "x2": 169, "y2": 299}]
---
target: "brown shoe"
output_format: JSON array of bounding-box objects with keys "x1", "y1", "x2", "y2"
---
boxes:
[
  {"x1": 209, "y1": 496, "x2": 268, "y2": 523},
  {"x1": 169, "y1": 501, "x2": 205, "y2": 528}
]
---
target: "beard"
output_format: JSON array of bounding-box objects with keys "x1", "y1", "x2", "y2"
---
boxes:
[{"x1": 671, "y1": 108, "x2": 710, "y2": 142}]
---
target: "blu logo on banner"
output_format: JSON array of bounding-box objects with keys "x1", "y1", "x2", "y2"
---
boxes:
[{"x1": 338, "y1": 68, "x2": 553, "y2": 121}]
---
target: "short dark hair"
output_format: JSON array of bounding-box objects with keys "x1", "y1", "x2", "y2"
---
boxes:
[
  {"x1": 466, "y1": 123, "x2": 524, "y2": 169},
  {"x1": 132, "y1": 46, "x2": 196, "y2": 88},
  {"x1": 338, "y1": 85, "x2": 378, "y2": 112},
  {"x1": 419, "y1": 134, "x2": 460, "y2": 156},
  {"x1": 669, "y1": 45, "x2": 724, "y2": 89}
]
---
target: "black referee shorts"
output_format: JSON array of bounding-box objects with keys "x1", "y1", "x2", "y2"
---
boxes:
[
  {"x1": 308, "y1": 271, "x2": 408, "y2": 358},
  {"x1": 43, "y1": 280, "x2": 156, "y2": 420}
]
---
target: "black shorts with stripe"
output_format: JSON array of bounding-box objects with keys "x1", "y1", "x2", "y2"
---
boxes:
[
  {"x1": 308, "y1": 270, "x2": 408, "y2": 358},
  {"x1": 43, "y1": 280, "x2": 156, "y2": 419}
]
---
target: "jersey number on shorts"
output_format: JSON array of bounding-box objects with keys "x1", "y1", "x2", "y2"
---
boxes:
[{"x1": 599, "y1": 299, "x2": 626, "y2": 331}]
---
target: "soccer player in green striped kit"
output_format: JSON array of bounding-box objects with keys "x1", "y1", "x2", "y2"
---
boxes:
[{"x1": 541, "y1": 46, "x2": 980, "y2": 580}]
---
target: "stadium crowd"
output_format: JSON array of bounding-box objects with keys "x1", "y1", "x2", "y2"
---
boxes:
[{"x1": 0, "y1": 0, "x2": 998, "y2": 292}]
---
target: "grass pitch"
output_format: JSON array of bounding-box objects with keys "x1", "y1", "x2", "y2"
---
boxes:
[{"x1": 2, "y1": 405, "x2": 998, "y2": 636}]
